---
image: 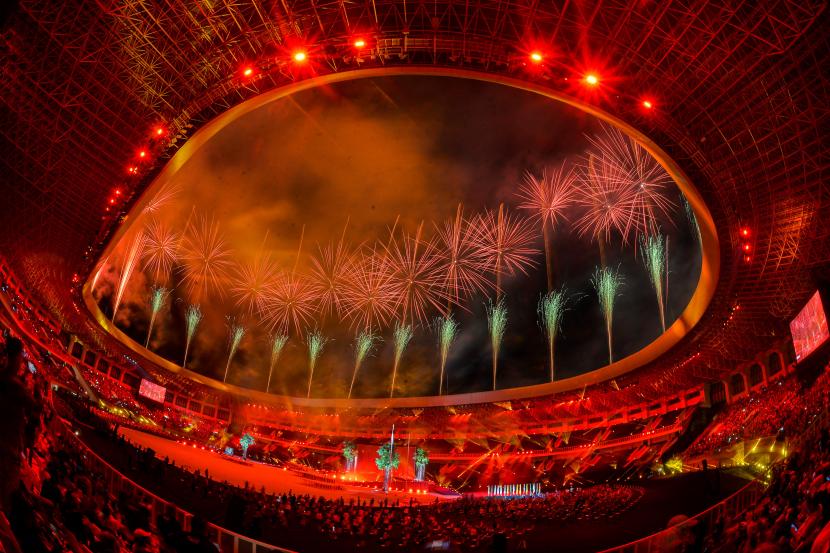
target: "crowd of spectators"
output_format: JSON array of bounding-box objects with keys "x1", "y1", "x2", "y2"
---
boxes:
[{"x1": 685, "y1": 377, "x2": 805, "y2": 458}]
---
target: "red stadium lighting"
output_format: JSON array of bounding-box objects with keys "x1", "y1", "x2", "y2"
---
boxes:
[
  {"x1": 743, "y1": 243, "x2": 751, "y2": 252},
  {"x1": 583, "y1": 73, "x2": 600, "y2": 86},
  {"x1": 242, "y1": 67, "x2": 254, "y2": 77},
  {"x1": 741, "y1": 227, "x2": 751, "y2": 237},
  {"x1": 138, "y1": 149, "x2": 147, "y2": 159},
  {"x1": 529, "y1": 51, "x2": 543, "y2": 63},
  {"x1": 154, "y1": 126, "x2": 165, "y2": 136},
  {"x1": 642, "y1": 99, "x2": 653, "y2": 109},
  {"x1": 293, "y1": 50, "x2": 307, "y2": 62},
  {"x1": 353, "y1": 39, "x2": 366, "y2": 49}
]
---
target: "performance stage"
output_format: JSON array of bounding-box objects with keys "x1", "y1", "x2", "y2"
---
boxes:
[{"x1": 118, "y1": 427, "x2": 457, "y2": 504}]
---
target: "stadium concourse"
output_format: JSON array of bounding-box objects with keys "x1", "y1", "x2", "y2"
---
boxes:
[{"x1": 2, "y1": 1, "x2": 830, "y2": 552}]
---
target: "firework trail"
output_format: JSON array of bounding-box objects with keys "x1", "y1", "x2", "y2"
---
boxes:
[
  {"x1": 266, "y1": 333, "x2": 288, "y2": 393},
  {"x1": 349, "y1": 330, "x2": 379, "y2": 399},
  {"x1": 341, "y1": 249, "x2": 400, "y2": 331},
  {"x1": 222, "y1": 320, "x2": 246, "y2": 382},
  {"x1": 113, "y1": 231, "x2": 145, "y2": 321},
  {"x1": 518, "y1": 165, "x2": 577, "y2": 290},
  {"x1": 142, "y1": 219, "x2": 180, "y2": 284},
  {"x1": 538, "y1": 290, "x2": 569, "y2": 382},
  {"x1": 591, "y1": 266, "x2": 623, "y2": 364},
  {"x1": 306, "y1": 330, "x2": 329, "y2": 398},
  {"x1": 587, "y1": 125, "x2": 676, "y2": 236},
  {"x1": 435, "y1": 315, "x2": 459, "y2": 395},
  {"x1": 640, "y1": 234, "x2": 668, "y2": 332},
  {"x1": 183, "y1": 304, "x2": 203, "y2": 367},
  {"x1": 471, "y1": 204, "x2": 538, "y2": 299},
  {"x1": 91, "y1": 257, "x2": 108, "y2": 293},
  {"x1": 231, "y1": 252, "x2": 280, "y2": 318},
  {"x1": 486, "y1": 299, "x2": 508, "y2": 390},
  {"x1": 262, "y1": 273, "x2": 317, "y2": 335},
  {"x1": 145, "y1": 286, "x2": 169, "y2": 348},
  {"x1": 385, "y1": 222, "x2": 452, "y2": 324},
  {"x1": 574, "y1": 153, "x2": 639, "y2": 247},
  {"x1": 310, "y1": 242, "x2": 355, "y2": 321},
  {"x1": 179, "y1": 215, "x2": 233, "y2": 301},
  {"x1": 389, "y1": 322, "x2": 414, "y2": 398},
  {"x1": 434, "y1": 204, "x2": 491, "y2": 305}
]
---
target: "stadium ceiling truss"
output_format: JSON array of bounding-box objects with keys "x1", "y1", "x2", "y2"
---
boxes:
[{"x1": 1, "y1": 0, "x2": 828, "y2": 393}]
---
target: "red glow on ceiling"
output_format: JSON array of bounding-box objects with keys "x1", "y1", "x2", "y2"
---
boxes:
[
  {"x1": 529, "y1": 52, "x2": 543, "y2": 63},
  {"x1": 642, "y1": 99, "x2": 653, "y2": 109},
  {"x1": 353, "y1": 39, "x2": 366, "y2": 49},
  {"x1": 242, "y1": 67, "x2": 254, "y2": 77},
  {"x1": 293, "y1": 51, "x2": 307, "y2": 62}
]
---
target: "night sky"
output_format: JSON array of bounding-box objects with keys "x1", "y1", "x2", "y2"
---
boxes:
[{"x1": 94, "y1": 75, "x2": 702, "y2": 398}]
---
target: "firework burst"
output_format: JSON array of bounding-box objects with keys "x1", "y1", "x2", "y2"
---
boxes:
[
  {"x1": 145, "y1": 286, "x2": 169, "y2": 348},
  {"x1": 113, "y1": 231, "x2": 145, "y2": 321},
  {"x1": 142, "y1": 219, "x2": 179, "y2": 284},
  {"x1": 518, "y1": 165, "x2": 577, "y2": 290},
  {"x1": 309, "y1": 227, "x2": 355, "y2": 320},
  {"x1": 574, "y1": 153, "x2": 639, "y2": 245},
  {"x1": 434, "y1": 204, "x2": 492, "y2": 305},
  {"x1": 591, "y1": 266, "x2": 623, "y2": 364},
  {"x1": 390, "y1": 322, "x2": 414, "y2": 397},
  {"x1": 266, "y1": 333, "x2": 288, "y2": 393},
  {"x1": 486, "y1": 299, "x2": 508, "y2": 390},
  {"x1": 384, "y1": 223, "x2": 452, "y2": 324},
  {"x1": 223, "y1": 319, "x2": 246, "y2": 382},
  {"x1": 587, "y1": 125, "x2": 676, "y2": 235},
  {"x1": 640, "y1": 234, "x2": 668, "y2": 331},
  {"x1": 306, "y1": 330, "x2": 329, "y2": 398},
  {"x1": 341, "y1": 250, "x2": 400, "y2": 331},
  {"x1": 183, "y1": 304, "x2": 203, "y2": 367},
  {"x1": 435, "y1": 315, "x2": 459, "y2": 395},
  {"x1": 143, "y1": 182, "x2": 180, "y2": 215},
  {"x1": 179, "y1": 215, "x2": 233, "y2": 301},
  {"x1": 471, "y1": 204, "x2": 539, "y2": 298},
  {"x1": 231, "y1": 253, "x2": 280, "y2": 318},
  {"x1": 349, "y1": 330, "x2": 380, "y2": 399},
  {"x1": 261, "y1": 273, "x2": 317, "y2": 335},
  {"x1": 538, "y1": 290, "x2": 569, "y2": 382}
]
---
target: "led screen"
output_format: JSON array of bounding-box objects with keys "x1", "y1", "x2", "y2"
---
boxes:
[
  {"x1": 790, "y1": 291, "x2": 830, "y2": 361},
  {"x1": 138, "y1": 378, "x2": 166, "y2": 403}
]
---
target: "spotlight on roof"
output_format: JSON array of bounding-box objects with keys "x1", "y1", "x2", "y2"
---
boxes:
[
  {"x1": 138, "y1": 150, "x2": 147, "y2": 159},
  {"x1": 293, "y1": 51, "x2": 307, "y2": 62},
  {"x1": 242, "y1": 67, "x2": 254, "y2": 77},
  {"x1": 642, "y1": 99, "x2": 653, "y2": 109},
  {"x1": 354, "y1": 39, "x2": 366, "y2": 49},
  {"x1": 583, "y1": 73, "x2": 600, "y2": 86},
  {"x1": 529, "y1": 51, "x2": 543, "y2": 63}
]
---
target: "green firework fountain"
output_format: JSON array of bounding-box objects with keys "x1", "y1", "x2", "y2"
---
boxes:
[
  {"x1": 306, "y1": 331, "x2": 329, "y2": 398},
  {"x1": 145, "y1": 286, "x2": 169, "y2": 348},
  {"x1": 640, "y1": 234, "x2": 668, "y2": 332},
  {"x1": 436, "y1": 315, "x2": 459, "y2": 395},
  {"x1": 538, "y1": 289, "x2": 568, "y2": 382},
  {"x1": 223, "y1": 321, "x2": 246, "y2": 382},
  {"x1": 183, "y1": 304, "x2": 203, "y2": 367},
  {"x1": 266, "y1": 334, "x2": 288, "y2": 393},
  {"x1": 591, "y1": 266, "x2": 623, "y2": 365},
  {"x1": 349, "y1": 330, "x2": 379, "y2": 399},
  {"x1": 682, "y1": 196, "x2": 701, "y2": 245},
  {"x1": 487, "y1": 299, "x2": 508, "y2": 390},
  {"x1": 390, "y1": 323, "x2": 414, "y2": 398}
]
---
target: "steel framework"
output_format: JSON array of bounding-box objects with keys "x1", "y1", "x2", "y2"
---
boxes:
[{"x1": 1, "y1": 0, "x2": 828, "y2": 395}]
